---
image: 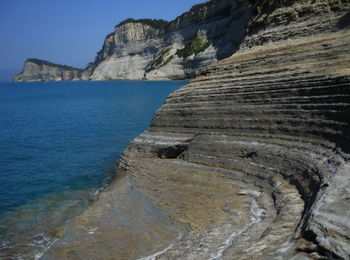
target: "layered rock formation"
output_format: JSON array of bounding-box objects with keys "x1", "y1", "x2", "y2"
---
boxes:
[
  {"x1": 43, "y1": 0, "x2": 350, "y2": 259},
  {"x1": 15, "y1": 0, "x2": 251, "y2": 81},
  {"x1": 13, "y1": 58, "x2": 82, "y2": 82}
]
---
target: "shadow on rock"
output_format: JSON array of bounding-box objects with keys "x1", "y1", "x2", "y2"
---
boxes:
[{"x1": 338, "y1": 11, "x2": 350, "y2": 29}]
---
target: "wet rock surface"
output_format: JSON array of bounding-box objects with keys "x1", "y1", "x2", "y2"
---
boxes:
[{"x1": 45, "y1": 0, "x2": 350, "y2": 259}]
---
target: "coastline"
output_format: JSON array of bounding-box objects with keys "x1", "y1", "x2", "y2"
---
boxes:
[
  {"x1": 44, "y1": 22, "x2": 350, "y2": 260},
  {"x1": 42, "y1": 158, "x2": 269, "y2": 259},
  {"x1": 0, "y1": 80, "x2": 184, "y2": 259},
  {"x1": 11, "y1": 79, "x2": 191, "y2": 83},
  {"x1": 5, "y1": 0, "x2": 350, "y2": 258},
  {"x1": 41, "y1": 166, "x2": 187, "y2": 259}
]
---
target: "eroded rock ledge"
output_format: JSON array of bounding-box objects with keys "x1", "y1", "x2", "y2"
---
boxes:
[{"x1": 44, "y1": 0, "x2": 350, "y2": 259}]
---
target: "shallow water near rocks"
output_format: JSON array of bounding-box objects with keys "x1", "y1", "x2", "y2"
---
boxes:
[{"x1": 0, "y1": 80, "x2": 184, "y2": 259}]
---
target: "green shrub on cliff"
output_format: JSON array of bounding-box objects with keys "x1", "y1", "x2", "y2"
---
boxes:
[
  {"x1": 237, "y1": 0, "x2": 298, "y2": 8},
  {"x1": 116, "y1": 18, "x2": 169, "y2": 29},
  {"x1": 189, "y1": 1, "x2": 212, "y2": 12},
  {"x1": 176, "y1": 38, "x2": 212, "y2": 58},
  {"x1": 27, "y1": 58, "x2": 81, "y2": 71},
  {"x1": 147, "y1": 48, "x2": 171, "y2": 69}
]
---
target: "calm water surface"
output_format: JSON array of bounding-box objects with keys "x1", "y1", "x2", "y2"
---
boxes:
[{"x1": 0, "y1": 80, "x2": 184, "y2": 259}]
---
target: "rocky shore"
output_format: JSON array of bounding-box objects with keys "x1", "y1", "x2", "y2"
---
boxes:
[{"x1": 43, "y1": 0, "x2": 350, "y2": 259}]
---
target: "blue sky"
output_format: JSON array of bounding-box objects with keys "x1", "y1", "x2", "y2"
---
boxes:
[{"x1": 0, "y1": 0, "x2": 205, "y2": 80}]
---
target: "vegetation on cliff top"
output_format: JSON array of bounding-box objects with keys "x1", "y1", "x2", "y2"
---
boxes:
[
  {"x1": 189, "y1": 0, "x2": 216, "y2": 12},
  {"x1": 174, "y1": 0, "x2": 230, "y2": 25},
  {"x1": 116, "y1": 18, "x2": 169, "y2": 29},
  {"x1": 241, "y1": 0, "x2": 299, "y2": 34},
  {"x1": 177, "y1": 38, "x2": 212, "y2": 58},
  {"x1": 27, "y1": 58, "x2": 81, "y2": 71},
  {"x1": 238, "y1": 0, "x2": 298, "y2": 8}
]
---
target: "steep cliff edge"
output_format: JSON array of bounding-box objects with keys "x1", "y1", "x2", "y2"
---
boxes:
[
  {"x1": 13, "y1": 58, "x2": 82, "y2": 82},
  {"x1": 43, "y1": 0, "x2": 350, "y2": 259},
  {"x1": 14, "y1": 0, "x2": 251, "y2": 81},
  {"x1": 87, "y1": 0, "x2": 250, "y2": 80}
]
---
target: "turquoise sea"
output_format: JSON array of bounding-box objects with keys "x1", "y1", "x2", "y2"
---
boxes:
[{"x1": 0, "y1": 80, "x2": 185, "y2": 259}]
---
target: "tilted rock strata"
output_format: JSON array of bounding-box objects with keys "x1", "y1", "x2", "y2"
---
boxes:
[
  {"x1": 45, "y1": 0, "x2": 350, "y2": 259},
  {"x1": 129, "y1": 1, "x2": 350, "y2": 258}
]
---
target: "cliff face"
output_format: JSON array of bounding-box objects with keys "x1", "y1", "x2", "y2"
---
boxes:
[
  {"x1": 15, "y1": 0, "x2": 251, "y2": 81},
  {"x1": 86, "y1": 0, "x2": 252, "y2": 80},
  {"x1": 43, "y1": 0, "x2": 350, "y2": 259},
  {"x1": 13, "y1": 59, "x2": 81, "y2": 82}
]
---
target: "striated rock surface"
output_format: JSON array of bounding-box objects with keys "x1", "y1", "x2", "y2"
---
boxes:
[
  {"x1": 44, "y1": 0, "x2": 350, "y2": 259},
  {"x1": 15, "y1": 0, "x2": 252, "y2": 81},
  {"x1": 13, "y1": 58, "x2": 82, "y2": 82}
]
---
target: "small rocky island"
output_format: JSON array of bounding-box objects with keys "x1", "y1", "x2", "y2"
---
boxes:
[{"x1": 39, "y1": 0, "x2": 350, "y2": 259}]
